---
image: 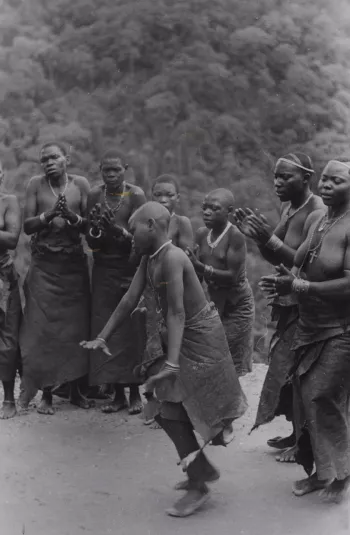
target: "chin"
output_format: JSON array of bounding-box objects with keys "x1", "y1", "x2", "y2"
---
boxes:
[{"x1": 203, "y1": 221, "x2": 214, "y2": 229}]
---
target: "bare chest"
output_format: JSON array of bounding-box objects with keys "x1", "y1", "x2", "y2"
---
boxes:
[
  {"x1": 101, "y1": 191, "x2": 133, "y2": 227},
  {"x1": 199, "y1": 232, "x2": 229, "y2": 267},
  {"x1": 38, "y1": 181, "x2": 81, "y2": 212}
]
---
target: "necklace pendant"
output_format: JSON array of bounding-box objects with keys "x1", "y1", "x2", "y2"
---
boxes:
[{"x1": 309, "y1": 250, "x2": 318, "y2": 263}]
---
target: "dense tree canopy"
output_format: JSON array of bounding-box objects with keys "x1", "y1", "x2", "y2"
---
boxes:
[{"x1": 1, "y1": 0, "x2": 350, "y2": 353}]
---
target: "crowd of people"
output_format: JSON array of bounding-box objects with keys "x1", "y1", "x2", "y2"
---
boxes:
[{"x1": 0, "y1": 143, "x2": 349, "y2": 517}]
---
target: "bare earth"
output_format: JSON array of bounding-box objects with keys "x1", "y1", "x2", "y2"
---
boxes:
[{"x1": 1, "y1": 364, "x2": 349, "y2": 535}]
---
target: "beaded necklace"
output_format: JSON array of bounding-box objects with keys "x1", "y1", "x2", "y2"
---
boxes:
[
  {"x1": 206, "y1": 222, "x2": 232, "y2": 254},
  {"x1": 104, "y1": 182, "x2": 126, "y2": 213},
  {"x1": 48, "y1": 173, "x2": 68, "y2": 198}
]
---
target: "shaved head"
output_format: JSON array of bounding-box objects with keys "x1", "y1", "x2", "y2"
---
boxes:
[
  {"x1": 323, "y1": 160, "x2": 350, "y2": 178},
  {"x1": 206, "y1": 188, "x2": 235, "y2": 208},
  {"x1": 130, "y1": 201, "x2": 171, "y2": 231}
]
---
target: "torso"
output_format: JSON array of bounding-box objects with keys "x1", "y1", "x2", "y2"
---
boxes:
[
  {"x1": 31, "y1": 174, "x2": 86, "y2": 254},
  {"x1": 147, "y1": 245, "x2": 207, "y2": 321},
  {"x1": 0, "y1": 193, "x2": 19, "y2": 259},
  {"x1": 276, "y1": 195, "x2": 325, "y2": 250},
  {"x1": 294, "y1": 210, "x2": 350, "y2": 328},
  {"x1": 197, "y1": 224, "x2": 246, "y2": 285}
]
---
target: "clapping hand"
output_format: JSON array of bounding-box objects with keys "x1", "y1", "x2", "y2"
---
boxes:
[
  {"x1": 58, "y1": 194, "x2": 80, "y2": 224},
  {"x1": 185, "y1": 245, "x2": 202, "y2": 270},
  {"x1": 90, "y1": 203, "x2": 103, "y2": 231},
  {"x1": 259, "y1": 264, "x2": 294, "y2": 299},
  {"x1": 80, "y1": 338, "x2": 111, "y2": 356},
  {"x1": 234, "y1": 208, "x2": 273, "y2": 245}
]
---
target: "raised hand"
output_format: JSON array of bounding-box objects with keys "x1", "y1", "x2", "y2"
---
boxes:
[
  {"x1": 80, "y1": 338, "x2": 111, "y2": 356},
  {"x1": 43, "y1": 194, "x2": 66, "y2": 223},
  {"x1": 58, "y1": 194, "x2": 80, "y2": 224},
  {"x1": 238, "y1": 208, "x2": 273, "y2": 246},
  {"x1": 90, "y1": 203, "x2": 103, "y2": 230},
  {"x1": 234, "y1": 208, "x2": 260, "y2": 240}
]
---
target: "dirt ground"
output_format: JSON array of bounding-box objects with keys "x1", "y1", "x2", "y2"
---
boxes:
[{"x1": 0, "y1": 364, "x2": 349, "y2": 535}]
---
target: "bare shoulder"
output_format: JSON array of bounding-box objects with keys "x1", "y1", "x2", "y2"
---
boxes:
[
  {"x1": 304, "y1": 208, "x2": 325, "y2": 232},
  {"x1": 70, "y1": 174, "x2": 90, "y2": 190},
  {"x1": 27, "y1": 174, "x2": 44, "y2": 190},
  {"x1": 229, "y1": 224, "x2": 246, "y2": 248},
  {"x1": 195, "y1": 225, "x2": 208, "y2": 242},
  {"x1": 88, "y1": 184, "x2": 103, "y2": 202},
  {"x1": 177, "y1": 214, "x2": 191, "y2": 225},
  {"x1": 163, "y1": 245, "x2": 186, "y2": 270},
  {"x1": 126, "y1": 183, "x2": 145, "y2": 197},
  {"x1": 310, "y1": 194, "x2": 325, "y2": 211},
  {"x1": 2, "y1": 193, "x2": 20, "y2": 208}
]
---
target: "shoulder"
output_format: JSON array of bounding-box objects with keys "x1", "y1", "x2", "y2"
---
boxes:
[
  {"x1": 88, "y1": 184, "x2": 103, "y2": 200},
  {"x1": 228, "y1": 224, "x2": 246, "y2": 248},
  {"x1": 177, "y1": 214, "x2": 192, "y2": 228},
  {"x1": 304, "y1": 208, "x2": 325, "y2": 232},
  {"x1": 70, "y1": 174, "x2": 90, "y2": 190},
  {"x1": 310, "y1": 194, "x2": 325, "y2": 211},
  {"x1": 195, "y1": 225, "x2": 208, "y2": 241},
  {"x1": 0, "y1": 193, "x2": 20, "y2": 210},
  {"x1": 27, "y1": 174, "x2": 44, "y2": 189},
  {"x1": 126, "y1": 183, "x2": 145, "y2": 198},
  {"x1": 163, "y1": 245, "x2": 187, "y2": 270},
  {"x1": 280, "y1": 202, "x2": 289, "y2": 216}
]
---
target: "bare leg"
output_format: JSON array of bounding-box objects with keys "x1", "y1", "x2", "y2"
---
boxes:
[
  {"x1": 69, "y1": 380, "x2": 95, "y2": 409},
  {"x1": 321, "y1": 477, "x2": 350, "y2": 503},
  {"x1": 101, "y1": 384, "x2": 127, "y2": 413},
  {"x1": 275, "y1": 419, "x2": 297, "y2": 462},
  {"x1": 37, "y1": 387, "x2": 55, "y2": 415},
  {"x1": 129, "y1": 385, "x2": 143, "y2": 415},
  {"x1": 0, "y1": 380, "x2": 16, "y2": 419}
]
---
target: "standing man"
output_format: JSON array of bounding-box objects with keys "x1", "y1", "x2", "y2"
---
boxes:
[
  {"x1": 87, "y1": 149, "x2": 147, "y2": 414},
  {"x1": 20, "y1": 142, "x2": 92, "y2": 415},
  {"x1": 0, "y1": 159, "x2": 22, "y2": 419},
  {"x1": 187, "y1": 188, "x2": 255, "y2": 377},
  {"x1": 235, "y1": 152, "x2": 324, "y2": 462}
]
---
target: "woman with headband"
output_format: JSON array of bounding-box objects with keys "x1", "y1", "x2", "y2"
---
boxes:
[
  {"x1": 260, "y1": 159, "x2": 350, "y2": 501},
  {"x1": 235, "y1": 153, "x2": 324, "y2": 463}
]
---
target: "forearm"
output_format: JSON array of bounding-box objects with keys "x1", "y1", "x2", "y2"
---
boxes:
[
  {"x1": 99, "y1": 296, "x2": 136, "y2": 341},
  {"x1": 166, "y1": 311, "x2": 185, "y2": 366},
  {"x1": 196, "y1": 262, "x2": 236, "y2": 286},
  {"x1": 0, "y1": 231, "x2": 19, "y2": 250},
  {"x1": 258, "y1": 242, "x2": 295, "y2": 268},
  {"x1": 24, "y1": 215, "x2": 49, "y2": 235},
  {"x1": 307, "y1": 278, "x2": 350, "y2": 300}
]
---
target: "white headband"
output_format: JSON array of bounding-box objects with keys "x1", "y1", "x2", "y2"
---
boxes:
[
  {"x1": 325, "y1": 160, "x2": 350, "y2": 171},
  {"x1": 275, "y1": 157, "x2": 314, "y2": 173}
]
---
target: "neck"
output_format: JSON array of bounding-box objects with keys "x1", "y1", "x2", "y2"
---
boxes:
[
  {"x1": 149, "y1": 234, "x2": 172, "y2": 257},
  {"x1": 289, "y1": 188, "x2": 311, "y2": 209},
  {"x1": 210, "y1": 220, "x2": 229, "y2": 238},
  {"x1": 47, "y1": 172, "x2": 66, "y2": 184},
  {"x1": 106, "y1": 181, "x2": 124, "y2": 194},
  {"x1": 328, "y1": 203, "x2": 350, "y2": 219}
]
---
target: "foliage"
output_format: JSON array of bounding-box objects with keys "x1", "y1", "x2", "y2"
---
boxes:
[{"x1": 1, "y1": 0, "x2": 350, "y2": 354}]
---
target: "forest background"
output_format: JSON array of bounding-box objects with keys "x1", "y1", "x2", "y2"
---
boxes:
[{"x1": 1, "y1": 0, "x2": 350, "y2": 358}]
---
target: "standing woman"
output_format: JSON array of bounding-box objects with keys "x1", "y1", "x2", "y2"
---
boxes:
[
  {"x1": 0, "y1": 159, "x2": 22, "y2": 419},
  {"x1": 260, "y1": 159, "x2": 350, "y2": 501}
]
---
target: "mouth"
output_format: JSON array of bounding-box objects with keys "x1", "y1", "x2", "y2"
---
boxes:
[
  {"x1": 275, "y1": 190, "x2": 286, "y2": 197},
  {"x1": 321, "y1": 193, "x2": 333, "y2": 201}
]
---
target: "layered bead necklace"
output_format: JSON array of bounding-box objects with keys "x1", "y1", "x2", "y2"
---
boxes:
[
  {"x1": 104, "y1": 181, "x2": 126, "y2": 213},
  {"x1": 207, "y1": 222, "x2": 232, "y2": 254},
  {"x1": 147, "y1": 240, "x2": 172, "y2": 315},
  {"x1": 280, "y1": 193, "x2": 314, "y2": 231}
]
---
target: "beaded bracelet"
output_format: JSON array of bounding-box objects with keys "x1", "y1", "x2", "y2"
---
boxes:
[
  {"x1": 265, "y1": 234, "x2": 284, "y2": 252},
  {"x1": 291, "y1": 278, "x2": 310, "y2": 295}
]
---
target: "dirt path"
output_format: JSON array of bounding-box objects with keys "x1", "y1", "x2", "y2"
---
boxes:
[{"x1": 0, "y1": 365, "x2": 349, "y2": 535}]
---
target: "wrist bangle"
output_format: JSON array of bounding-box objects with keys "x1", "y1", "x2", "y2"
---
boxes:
[
  {"x1": 67, "y1": 214, "x2": 83, "y2": 227},
  {"x1": 89, "y1": 227, "x2": 102, "y2": 239},
  {"x1": 265, "y1": 234, "x2": 283, "y2": 252},
  {"x1": 96, "y1": 336, "x2": 107, "y2": 344},
  {"x1": 204, "y1": 264, "x2": 214, "y2": 280},
  {"x1": 291, "y1": 278, "x2": 310, "y2": 295}
]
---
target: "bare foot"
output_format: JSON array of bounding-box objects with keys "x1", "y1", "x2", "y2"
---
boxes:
[
  {"x1": 149, "y1": 421, "x2": 162, "y2": 429},
  {"x1": 70, "y1": 394, "x2": 95, "y2": 410},
  {"x1": 276, "y1": 444, "x2": 297, "y2": 463},
  {"x1": 166, "y1": 487, "x2": 210, "y2": 517},
  {"x1": 320, "y1": 477, "x2": 350, "y2": 503},
  {"x1": 101, "y1": 398, "x2": 128, "y2": 413},
  {"x1": 0, "y1": 401, "x2": 16, "y2": 419},
  {"x1": 129, "y1": 389, "x2": 143, "y2": 415},
  {"x1": 292, "y1": 473, "x2": 328, "y2": 496},
  {"x1": 174, "y1": 468, "x2": 220, "y2": 491},
  {"x1": 267, "y1": 433, "x2": 295, "y2": 450},
  {"x1": 37, "y1": 399, "x2": 55, "y2": 415}
]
